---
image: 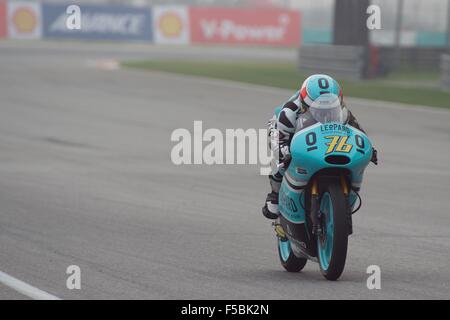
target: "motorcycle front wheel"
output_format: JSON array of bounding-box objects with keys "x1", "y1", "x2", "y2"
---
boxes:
[{"x1": 317, "y1": 180, "x2": 348, "y2": 280}]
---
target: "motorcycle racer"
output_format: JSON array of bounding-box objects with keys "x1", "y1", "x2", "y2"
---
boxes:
[{"x1": 262, "y1": 74, "x2": 378, "y2": 220}]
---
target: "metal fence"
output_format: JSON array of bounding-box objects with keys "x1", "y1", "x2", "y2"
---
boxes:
[
  {"x1": 441, "y1": 54, "x2": 450, "y2": 91},
  {"x1": 298, "y1": 45, "x2": 366, "y2": 80}
]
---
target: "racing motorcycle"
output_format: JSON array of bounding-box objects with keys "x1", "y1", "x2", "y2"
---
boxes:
[{"x1": 269, "y1": 94, "x2": 375, "y2": 281}]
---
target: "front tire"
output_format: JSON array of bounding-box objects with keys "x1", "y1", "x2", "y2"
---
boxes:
[
  {"x1": 317, "y1": 180, "x2": 348, "y2": 280},
  {"x1": 278, "y1": 238, "x2": 307, "y2": 272}
]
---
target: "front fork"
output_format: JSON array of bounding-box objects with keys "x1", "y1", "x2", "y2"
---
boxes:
[
  {"x1": 340, "y1": 175, "x2": 353, "y2": 235},
  {"x1": 310, "y1": 179, "x2": 321, "y2": 236},
  {"x1": 310, "y1": 175, "x2": 351, "y2": 236}
]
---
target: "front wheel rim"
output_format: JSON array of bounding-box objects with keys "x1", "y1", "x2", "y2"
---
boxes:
[{"x1": 318, "y1": 192, "x2": 334, "y2": 271}]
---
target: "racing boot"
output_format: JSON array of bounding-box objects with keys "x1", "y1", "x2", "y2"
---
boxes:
[{"x1": 262, "y1": 191, "x2": 279, "y2": 220}]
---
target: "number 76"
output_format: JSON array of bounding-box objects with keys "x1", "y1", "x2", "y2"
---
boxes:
[{"x1": 325, "y1": 136, "x2": 353, "y2": 154}]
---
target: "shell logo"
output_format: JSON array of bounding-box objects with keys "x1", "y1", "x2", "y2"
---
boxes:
[
  {"x1": 158, "y1": 12, "x2": 184, "y2": 38},
  {"x1": 12, "y1": 7, "x2": 37, "y2": 33}
]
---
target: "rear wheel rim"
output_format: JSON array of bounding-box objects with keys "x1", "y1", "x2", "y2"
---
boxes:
[
  {"x1": 278, "y1": 239, "x2": 291, "y2": 262},
  {"x1": 318, "y1": 192, "x2": 334, "y2": 271}
]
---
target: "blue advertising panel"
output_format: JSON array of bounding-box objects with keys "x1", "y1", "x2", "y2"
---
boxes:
[{"x1": 42, "y1": 4, "x2": 153, "y2": 41}]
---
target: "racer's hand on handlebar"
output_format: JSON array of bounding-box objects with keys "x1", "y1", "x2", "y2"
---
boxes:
[
  {"x1": 280, "y1": 145, "x2": 290, "y2": 158},
  {"x1": 276, "y1": 153, "x2": 291, "y2": 171},
  {"x1": 276, "y1": 145, "x2": 291, "y2": 169},
  {"x1": 279, "y1": 153, "x2": 292, "y2": 169},
  {"x1": 371, "y1": 147, "x2": 378, "y2": 165}
]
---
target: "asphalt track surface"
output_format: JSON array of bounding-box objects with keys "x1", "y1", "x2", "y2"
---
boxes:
[{"x1": 0, "y1": 41, "x2": 449, "y2": 300}]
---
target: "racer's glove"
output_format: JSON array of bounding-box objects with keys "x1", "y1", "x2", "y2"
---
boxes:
[
  {"x1": 371, "y1": 147, "x2": 378, "y2": 165},
  {"x1": 281, "y1": 153, "x2": 292, "y2": 168},
  {"x1": 276, "y1": 154, "x2": 292, "y2": 172},
  {"x1": 279, "y1": 145, "x2": 292, "y2": 169},
  {"x1": 280, "y1": 145, "x2": 290, "y2": 159}
]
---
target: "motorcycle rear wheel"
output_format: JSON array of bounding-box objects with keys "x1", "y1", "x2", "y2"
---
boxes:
[{"x1": 278, "y1": 238, "x2": 307, "y2": 272}]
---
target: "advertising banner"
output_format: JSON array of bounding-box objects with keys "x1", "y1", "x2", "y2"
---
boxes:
[
  {"x1": 153, "y1": 6, "x2": 190, "y2": 45},
  {"x1": 8, "y1": 1, "x2": 42, "y2": 39},
  {"x1": 189, "y1": 7, "x2": 301, "y2": 47},
  {"x1": 0, "y1": 1, "x2": 6, "y2": 38},
  {"x1": 42, "y1": 4, "x2": 152, "y2": 41}
]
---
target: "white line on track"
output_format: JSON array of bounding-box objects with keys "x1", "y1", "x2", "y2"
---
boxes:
[
  {"x1": 86, "y1": 59, "x2": 120, "y2": 71},
  {"x1": 0, "y1": 271, "x2": 61, "y2": 300}
]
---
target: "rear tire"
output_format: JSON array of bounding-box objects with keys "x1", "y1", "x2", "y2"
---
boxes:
[
  {"x1": 278, "y1": 238, "x2": 307, "y2": 272},
  {"x1": 317, "y1": 179, "x2": 348, "y2": 280}
]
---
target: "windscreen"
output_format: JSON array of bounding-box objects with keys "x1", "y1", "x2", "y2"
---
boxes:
[{"x1": 309, "y1": 94, "x2": 348, "y2": 124}]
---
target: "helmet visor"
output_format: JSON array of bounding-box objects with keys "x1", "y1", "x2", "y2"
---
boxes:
[{"x1": 309, "y1": 94, "x2": 347, "y2": 124}]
